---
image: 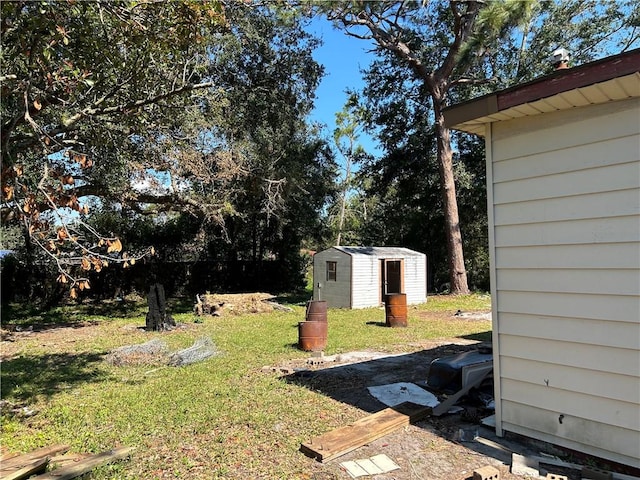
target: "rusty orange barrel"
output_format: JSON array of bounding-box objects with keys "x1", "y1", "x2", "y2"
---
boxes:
[
  {"x1": 298, "y1": 321, "x2": 327, "y2": 351},
  {"x1": 306, "y1": 300, "x2": 327, "y2": 322},
  {"x1": 385, "y1": 293, "x2": 408, "y2": 327}
]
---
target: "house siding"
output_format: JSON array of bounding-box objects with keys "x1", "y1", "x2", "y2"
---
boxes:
[{"x1": 489, "y1": 98, "x2": 640, "y2": 467}]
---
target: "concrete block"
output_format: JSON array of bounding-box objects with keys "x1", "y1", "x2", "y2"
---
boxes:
[
  {"x1": 582, "y1": 466, "x2": 613, "y2": 480},
  {"x1": 473, "y1": 465, "x2": 501, "y2": 480},
  {"x1": 511, "y1": 453, "x2": 540, "y2": 477},
  {"x1": 547, "y1": 474, "x2": 568, "y2": 480}
]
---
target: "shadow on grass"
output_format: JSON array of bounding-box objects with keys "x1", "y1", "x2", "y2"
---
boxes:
[
  {"x1": 462, "y1": 331, "x2": 492, "y2": 343},
  {"x1": 273, "y1": 289, "x2": 313, "y2": 307},
  {"x1": 1, "y1": 300, "x2": 146, "y2": 330},
  {"x1": 1, "y1": 352, "x2": 109, "y2": 403},
  {"x1": 365, "y1": 321, "x2": 387, "y2": 327}
]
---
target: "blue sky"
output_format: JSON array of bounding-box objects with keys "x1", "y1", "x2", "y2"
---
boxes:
[{"x1": 305, "y1": 18, "x2": 381, "y2": 157}]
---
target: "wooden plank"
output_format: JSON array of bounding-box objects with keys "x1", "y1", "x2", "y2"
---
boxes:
[
  {"x1": 432, "y1": 370, "x2": 490, "y2": 417},
  {"x1": 30, "y1": 447, "x2": 134, "y2": 480},
  {"x1": 300, "y1": 402, "x2": 431, "y2": 463},
  {"x1": 0, "y1": 445, "x2": 70, "y2": 471},
  {"x1": 1, "y1": 458, "x2": 49, "y2": 480}
]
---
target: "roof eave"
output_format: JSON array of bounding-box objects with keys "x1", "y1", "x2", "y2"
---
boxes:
[{"x1": 444, "y1": 49, "x2": 640, "y2": 136}]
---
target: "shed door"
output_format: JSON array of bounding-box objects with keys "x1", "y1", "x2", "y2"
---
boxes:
[{"x1": 381, "y1": 259, "x2": 403, "y2": 298}]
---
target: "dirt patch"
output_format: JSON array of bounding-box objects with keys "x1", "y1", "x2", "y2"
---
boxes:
[{"x1": 277, "y1": 341, "x2": 616, "y2": 480}]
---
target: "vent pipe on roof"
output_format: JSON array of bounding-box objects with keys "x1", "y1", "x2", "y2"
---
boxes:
[{"x1": 551, "y1": 47, "x2": 570, "y2": 70}]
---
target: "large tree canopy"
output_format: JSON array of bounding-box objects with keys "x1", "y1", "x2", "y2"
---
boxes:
[
  {"x1": 1, "y1": 1, "x2": 335, "y2": 295},
  {"x1": 319, "y1": 0, "x2": 639, "y2": 293}
]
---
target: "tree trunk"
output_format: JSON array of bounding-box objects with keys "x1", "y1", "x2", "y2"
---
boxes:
[
  {"x1": 433, "y1": 97, "x2": 470, "y2": 295},
  {"x1": 145, "y1": 282, "x2": 176, "y2": 331}
]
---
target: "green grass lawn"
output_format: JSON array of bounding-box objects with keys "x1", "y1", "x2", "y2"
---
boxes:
[{"x1": 1, "y1": 293, "x2": 491, "y2": 479}]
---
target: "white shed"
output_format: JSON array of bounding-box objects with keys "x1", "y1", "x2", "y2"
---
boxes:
[
  {"x1": 445, "y1": 50, "x2": 640, "y2": 467},
  {"x1": 312, "y1": 246, "x2": 427, "y2": 309}
]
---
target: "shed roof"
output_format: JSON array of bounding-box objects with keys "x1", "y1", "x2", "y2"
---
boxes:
[
  {"x1": 444, "y1": 49, "x2": 640, "y2": 136},
  {"x1": 331, "y1": 246, "x2": 424, "y2": 257}
]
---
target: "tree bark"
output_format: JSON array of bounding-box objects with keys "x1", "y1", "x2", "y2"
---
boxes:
[{"x1": 433, "y1": 97, "x2": 470, "y2": 295}]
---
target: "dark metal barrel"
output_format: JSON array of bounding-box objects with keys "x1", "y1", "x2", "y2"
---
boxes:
[
  {"x1": 305, "y1": 300, "x2": 328, "y2": 322},
  {"x1": 298, "y1": 321, "x2": 328, "y2": 351},
  {"x1": 385, "y1": 293, "x2": 407, "y2": 327}
]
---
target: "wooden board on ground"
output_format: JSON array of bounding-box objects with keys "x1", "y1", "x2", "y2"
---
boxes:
[
  {"x1": 300, "y1": 402, "x2": 432, "y2": 463},
  {"x1": 0, "y1": 445, "x2": 70, "y2": 474},
  {"x1": 30, "y1": 447, "x2": 134, "y2": 480},
  {"x1": 1, "y1": 457, "x2": 49, "y2": 480}
]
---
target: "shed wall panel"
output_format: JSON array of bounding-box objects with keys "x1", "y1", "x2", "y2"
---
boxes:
[
  {"x1": 312, "y1": 249, "x2": 352, "y2": 308},
  {"x1": 350, "y1": 255, "x2": 382, "y2": 308},
  {"x1": 489, "y1": 96, "x2": 640, "y2": 466},
  {"x1": 403, "y1": 255, "x2": 427, "y2": 305}
]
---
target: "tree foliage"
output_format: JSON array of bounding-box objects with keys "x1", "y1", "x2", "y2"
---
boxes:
[
  {"x1": 1, "y1": 1, "x2": 335, "y2": 296},
  {"x1": 318, "y1": 0, "x2": 639, "y2": 292}
]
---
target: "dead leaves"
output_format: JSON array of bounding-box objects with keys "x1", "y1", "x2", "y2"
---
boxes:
[{"x1": 106, "y1": 238, "x2": 122, "y2": 253}]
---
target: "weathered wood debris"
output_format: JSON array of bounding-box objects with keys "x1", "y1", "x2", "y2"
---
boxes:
[
  {"x1": 0, "y1": 444, "x2": 134, "y2": 480},
  {"x1": 194, "y1": 292, "x2": 293, "y2": 316}
]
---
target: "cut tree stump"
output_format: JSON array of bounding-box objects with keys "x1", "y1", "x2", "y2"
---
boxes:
[
  {"x1": 300, "y1": 402, "x2": 432, "y2": 463},
  {"x1": 145, "y1": 283, "x2": 175, "y2": 331}
]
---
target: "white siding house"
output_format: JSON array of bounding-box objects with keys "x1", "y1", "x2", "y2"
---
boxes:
[
  {"x1": 312, "y1": 246, "x2": 427, "y2": 309},
  {"x1": 444, "y1": 50, "x2": 640, "y2": 467}
]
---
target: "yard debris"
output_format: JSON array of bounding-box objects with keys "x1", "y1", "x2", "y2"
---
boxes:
[
  {"x1": 366, "y1": 382, "x2": 439, "y2": 408},
  {"x1": 300, "y1": 401, "x2": 432, "y2": 463},
  {"x1": 1, "y1": 457, "x2": 49, "y2": 480},
  {"x1": 104, "y1": 339, "x2": 169, "y2": 366},
  {"x1": 168, "y1": 337, "x2": 219, "y2": 366},
  {"x1": 105, "y1": 337, "x2": 218, "y2": 367},
  {"x1": 339, "y1": 454, "x2": 400, "y2": 478},
  {"x1": 510, "y1": 453, "x2": 540, "y2": 477},
  {"x1": 0, "y1": 445, "x2": 132, "y2": 480},
  {"x1": 453, "y1": 426, "x2": 479, "y2": 442},
  {"x1": 582, "y1": 466, "x2": 613, "y2": 480},
  {"x1": 1, "y1": 445, "x2": 70, "y2": 480},
  {"x1": 472, "y1": 465, "x2": 501, "y2": 480},
  {"x1": 0, "y1": 400, "x2": 37, "y2": 418},
  {"x1": 193, "y1": 292, "x2": 291, "y2": 316},
  {"x1": 31, "y1": 446, "x2": 134, "y2": 480}
]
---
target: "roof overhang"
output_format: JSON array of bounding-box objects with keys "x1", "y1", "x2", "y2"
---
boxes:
[{"x1": 444, "y1": 49, "x2": 640, "y2": 137}]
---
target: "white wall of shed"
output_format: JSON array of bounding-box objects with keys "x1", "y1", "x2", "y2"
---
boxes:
[
  {"x1": 350, "y1": 254, "x2": 382, "y2": 308},
  {"x1": 403, "y1": 254, "x2": 427, "y2": 305},
  {"x1": 489, "y1": 97, "x2": 640, "y2": 467},
  {"x1": 312, "y1": 248, "x2": 352, "y2": 308}
]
